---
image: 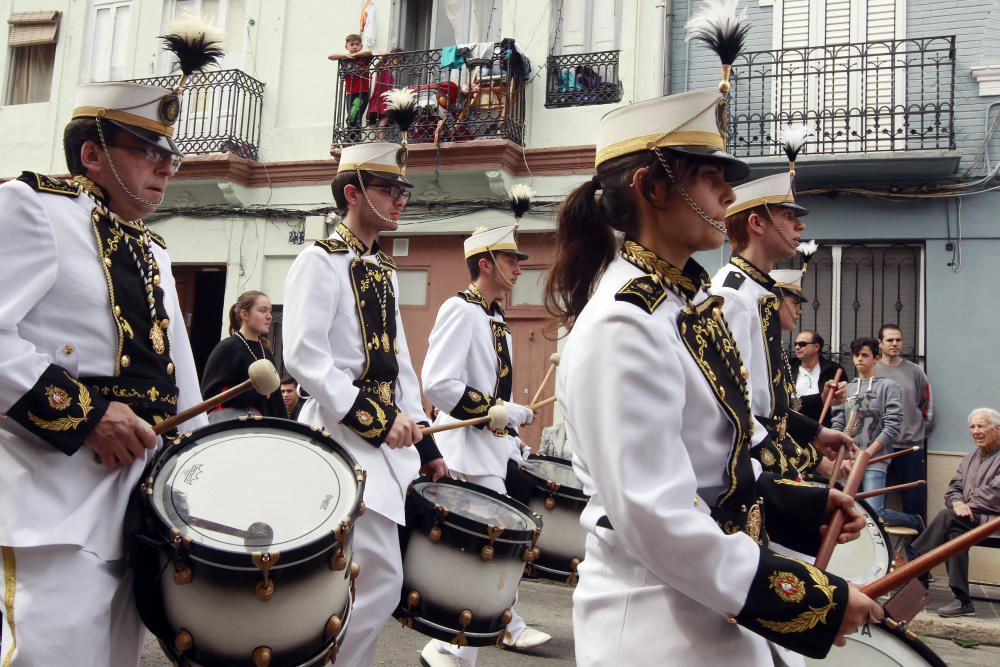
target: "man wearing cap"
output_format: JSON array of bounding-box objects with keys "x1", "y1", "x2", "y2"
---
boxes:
[
  {"x1": 712, "y1": 171, "x2": 851, "y2": 481},
  {"x1": 419, "y1": 223, "x2": 550, "y2": 666},
  {"x1": 0, "y1": 31, "x2": 214, "y2": 666},
  {"x1": 282, "y1": 141, "x2": 447, "y2": 666}
]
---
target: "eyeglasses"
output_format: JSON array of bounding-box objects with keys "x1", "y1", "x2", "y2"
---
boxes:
[
  {"x1": 114, "y1": 144, "x2": 183, "y2": 170},
  {"x1": 793, "y1": 341, "x2": 818, "y2": 348},
  {"x1": 368, "y1": 184, "x2": 412, "y2": 202}
]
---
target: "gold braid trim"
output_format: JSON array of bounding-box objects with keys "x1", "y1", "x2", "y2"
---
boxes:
[
  {"x1": 352, "y1": 398, "x2": 389, "y2": 439},
  {"x1": 1, "y1": 547, "x2": 15, "y2": 667},
  {"x1": 757, "y1": 602, "x2": 837, "y2": 634},
  {"x1": 621, "y1": 240, "x2": 698, "y2": 295},
  {"x1": 26, "y1": 373, "x2": 95, "y2": 431}
]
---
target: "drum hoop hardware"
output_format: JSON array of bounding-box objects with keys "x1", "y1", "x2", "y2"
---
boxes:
[{"x1": 252, "y1": 550, "x2": 281, "y2": 602}]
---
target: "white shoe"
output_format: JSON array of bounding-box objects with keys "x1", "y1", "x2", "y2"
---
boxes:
[
  {"x1": 502, "y1": 627, "x2": 552, "y2": 651},
  {"x1": 420, "y1": 640, "x2": 472, "y2": 667}
]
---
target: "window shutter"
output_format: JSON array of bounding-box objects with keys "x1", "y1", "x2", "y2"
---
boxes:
[
  {"x1": 558, "y1": 0, "x2": 587, "y2": 55},
  {"x1": 781, "y1": 0, "x2": 810, "y2": 48},
  {"x1": 590, "y1": 0, "x2": 617, "y2": 52},
  {"x1": 8, "y1": 10, "x2": 60, "y2": 47}
]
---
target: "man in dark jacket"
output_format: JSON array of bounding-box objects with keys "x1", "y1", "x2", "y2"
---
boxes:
[{"x1": 790, "y1": 329, "x2": 845, "y2": 427}]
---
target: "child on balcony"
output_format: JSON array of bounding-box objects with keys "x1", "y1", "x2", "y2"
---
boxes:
[{"x1": 328, "y1": 33, "x2": 372, "y2": 128}]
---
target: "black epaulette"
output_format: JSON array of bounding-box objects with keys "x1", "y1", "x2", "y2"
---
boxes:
[
  {"x1": 315, "y1": 239, "x2": 349, "y2": 254},
  {"x1": 376, "y1": 250, "x2": 397, "y2": 270},
  {"x1": 615, "y1": 275, "x2": 667, "y2": 314},
  {"x1": 146, "y1": 229, "x2": 167, "y2": 249},
  {"x1": 723, "y1": 271, "x2": 746, "y2": 290},
  {"x1": 17, "y1": 171, "x2": 81, "y2": 197}
]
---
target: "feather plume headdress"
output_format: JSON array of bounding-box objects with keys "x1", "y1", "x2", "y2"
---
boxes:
[
  {"x1": 796, "y1": 240, "x2": 819, "y2": 275},
  {"x1": 159, "y1": 18, "x2": 225, "y2": 93},
  {"x1": 686, "y1": 0, "x2": 750, "y2": 94},
  {"x1": 509, "y1": 184, "x2": 534, "y2": 223},
  {"x1": 383, "y1": 87, "x2": 419, "y2": 166},
  {"x1": 780, "y1": 124, "x2": 812, "y2": 180}
]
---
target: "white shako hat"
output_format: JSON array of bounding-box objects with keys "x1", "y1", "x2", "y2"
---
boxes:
[
  {"x1": 727, "y1": 171, "x2": 809, "y2": 218},
  {"x1": 770, "y1": 268, "x2": 804, "y2": 297},
  {"x1": 337, "y1": 142, "x2": 414, "y2": 187},
  {"x1": 464, "y1": 224, "x2": 528, "y2": 260}
]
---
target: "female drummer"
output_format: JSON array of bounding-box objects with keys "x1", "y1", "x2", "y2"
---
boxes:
[
  {"x1": 544, "y1": 43, "x2": 882, "y2": 666},
  {"x1": 201, "y1": 290, "x2": 285, "y2": 421}
]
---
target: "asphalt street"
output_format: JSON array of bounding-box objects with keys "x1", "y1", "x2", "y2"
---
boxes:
[{"x1": 140, "y1": 578, "x2": 1000, "y2": 666}]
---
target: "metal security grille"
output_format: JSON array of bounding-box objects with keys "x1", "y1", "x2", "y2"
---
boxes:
[
  {"x1": 544, "y1": 50, "x2": 623, "y2": 108},
  {"x1": 727, "y1": 36, "x2": 955, "y2": 157},
  {"x1": 779, "y1": 243, "x2": 923, "y2": 372},
  {"x1": 130, "y1": 69, "x2": 265, "y2": 160}
]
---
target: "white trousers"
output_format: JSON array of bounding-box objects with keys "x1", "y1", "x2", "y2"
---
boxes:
[
  {"x1": 430, "y1": 473, "x2": 527, "y2": 666},
  {"x1": 331, "y1": 509, "x2": 403, "y2": 666},
  {"x1": 0, "y1": 545, "x2": 144, "y2": 667}
]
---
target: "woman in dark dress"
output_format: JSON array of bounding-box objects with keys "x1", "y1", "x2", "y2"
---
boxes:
[{"x1": 201, "y1": 290, "x2": 286, "y2": 422}]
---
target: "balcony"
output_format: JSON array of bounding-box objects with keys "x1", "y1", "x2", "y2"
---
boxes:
[
  {"x1": 728, "y1": 36, "x2": 958, "y2": 183},
  {"x1": 130, "y1": 69, "x2": 265, "y2": 160},
  {"x1": 545, "y1": 50, "x2": 623, "y2": 109},
  {"x1": 330, "y1": 40, "x2": 527, "y2": 149}
]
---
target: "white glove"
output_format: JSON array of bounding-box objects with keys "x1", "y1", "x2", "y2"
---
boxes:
[{"x1": 504, "y1": 400, "x2": 534, "y2": 428}]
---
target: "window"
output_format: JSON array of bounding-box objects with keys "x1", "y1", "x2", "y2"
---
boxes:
[
  {"x1": 545, "y1": 0, "x2": 622, "y2": 108},
  {"x1": 398, "y1": 0, "x2": 503, "y2": 51},
  {"x1": 511, "y1": 269, "x2": 547, "y2": 306},
  {"x1": 87, "y1": 2, "x2": 130, "y2": 82},
  {"x1": 159, "y1": 0, "x2": 246, "y2": 73},
  {"x1": 397, "y1": 269, "x2": 429, "y2": 306},
  {"x1": 552, "y1": 0, "x2": 619, "y2": 56},
  {"x1": 6, "y1": 11, "x2": 60, "y2": 105}
]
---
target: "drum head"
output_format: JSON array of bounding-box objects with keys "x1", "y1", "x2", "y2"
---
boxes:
[
  {"x1": 806, "y1": 622, "x2": 946, "y2": 666},
  {"x1": 524, "y1": 455, "x2": 587, "y2": 503},
  {"x1": 149, "y1": 418, "x2": 361, "y2": 567},
  {"x1": 415, "y1": 482, "x2": 534, "y2": 532}
]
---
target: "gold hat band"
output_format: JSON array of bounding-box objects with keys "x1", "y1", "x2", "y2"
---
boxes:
[
  {"x1": 71, "y1": 106, "x2": 175, "y2": 138},
  {"x1": 337, "y1": 161, "x2": 404, "y2": 175},
  {"x1": 774, "y1": 282, "x2": 802, "y2": 292},
  {"x1": 596, "y1": 130, "x2": 725, "y2": 167},
  {"x1": 464, "y1": 241, "x2": 520, "y2": 259},
  {"x1": 727, "y1": 194, "x2": 799, "y2": 218}
]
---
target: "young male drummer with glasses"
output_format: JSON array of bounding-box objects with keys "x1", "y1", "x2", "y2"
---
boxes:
[
  {"x1": 419, "y1": 222, "x2": 551, "y2": 667},
  {"x1": 0, "y1": 33, "x2": 215, "y2": 666},
  {"x1": 282, "y1": 142, "x2": 447, "y2": 666}
]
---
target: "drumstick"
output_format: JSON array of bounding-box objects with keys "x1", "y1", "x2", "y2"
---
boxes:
[
  {"x1": 153, "y1": 359, "x2": 281, "y2": 435},
  {"x1": 868, "y1": 445, "x2": 920, "y2": 467},
  {"x1": 827, "y1": 405, "x2": 858, "y2": 490},
  {"x1": 528, "y1": 353, "x2": 561, "y2": 409},
  {"x1": 817, "y1": 368, "x2": 844, "y2": 424},
  {"x1": 529, "y1": 395, "x2": 557, "y2": 411},
  {"x1": 855, "y1": 480, "x2": 925, "y2": 501},
  {"x1": 814, "y1": 441, "x2": 884, "y2": 570},
  {"x1": 861, "y1": 515, "x2": 1000, "y2": 599},
  {"x1": 420, "y1": 404, "x2": 508, "y2": 436}
]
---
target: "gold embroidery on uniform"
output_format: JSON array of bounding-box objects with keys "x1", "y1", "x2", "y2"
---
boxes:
[
  {"x1": 773, "y1": 478, "x2": 805, "y2": 486},
  {"x1": 45, "y1": 386, "x2": 71, "y2": 410},
  {"x1": 337, "y1": 223, "x2": 367, "y2": 255},
  {"x1": 757, "y1": 602, "x2": 836, "y2": 634},
  {"x1": 377, "y1": 381, "x2": 393, "y2": 406},
  {"x1": 760, "y1": 448, "x2": 776, "y2": 468},
  {"x1": 357, "y1": 410, "x2": 373, "y2": 426},
  {"x1": 745, "y1": 500, "x2": 763, "y2": 544},
  {"x1": 27, "y1": 373, "x2": 94, "y2": 431},
  {"x1": 770, "y1": 572, "x2": 807, "y2": 603},
  {"x1": 2, "y1": 546, "x2": 16, "y2": 667},
  {"x1": 622, "y1": 241, "x2": 698, "y2": 294},
  {"x1": 731, "y1": 255, "x2": 771, "y2": 286},
  {"x1": 352, "y1": 398, "x2": 389, "y2": 439}
]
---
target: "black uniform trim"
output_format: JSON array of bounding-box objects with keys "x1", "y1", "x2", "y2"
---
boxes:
[
  {"x1": 449, "y1": 385, "x2": 495, "y2": 425},
  {"x1": 414, "y1": 422, "x2": 442, "y2": 465},
  {"x1": 722, "y1": 271, "x2": 746, "y2": 290},
  {"x1": 6, "y1": 364, "x2": 111, "y2": 455},
  {"x1": 615, "y1": 275, "x2": 667, "y2": 314},
  {"x1": 788, "y1": 409, "x2": 821, "y2": 445},
  {"x1": 315, "y1": 238, "x2": 350, "y2": 254},
  {"x1": 757, "y1": 474, "x2": 828, "y2": 555},
  {"x1": 730, "y1": 255, "x2": 774, "y2": 288},
  {"x1": 85, "y1": 376, "x2": 179, "y2": 429},
  {"x1": 17, "y1": 171, "x2": 82, "y2": 197},
  {"x1": 457, "y1": 284, "x2": 503, "y2": 317},
  {"x1": 736, "y1": 550, "x2": 848, "y2": 659},
  {"x1": 146, "y1": 230, "x2": 168, "y2": 249},
  {"x1": 376, "y1": 249, "x2": 397, "y2": 269},
  {"x1": 340, "y1": 387, "x2": 401, "y2": 447}
]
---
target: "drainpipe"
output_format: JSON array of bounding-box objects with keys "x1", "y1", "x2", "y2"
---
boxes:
[
  {"x1": 652, "y1": 1, "x2": 669, "y2": 97},
  {"x1": 663, "y1": 1, "x2": 672, "y2": 95}
]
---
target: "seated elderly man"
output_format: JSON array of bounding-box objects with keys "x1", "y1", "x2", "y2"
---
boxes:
[{"x1": 909, "y1": 407, "x2": 1000, "y2": 617}]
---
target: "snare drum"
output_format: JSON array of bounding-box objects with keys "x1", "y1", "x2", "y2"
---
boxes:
[
  {"x1": 800, "y1": 481, "x2": 893, "y2": 585},
  {"x1": 805, "y1": 621, "x2": 946, "y2": 666},
  {"x1": 394, "y1": 476, "x2": 542, "y2": 647},
  {"x1": 128, "y1": 417, "x2": 365, "y2": 666},
  {"x1": 521, "y1": 455, "x2": 588, "y2": 584}
]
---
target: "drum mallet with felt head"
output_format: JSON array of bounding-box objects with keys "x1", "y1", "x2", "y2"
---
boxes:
[
  {"x1": 420, "y1": 403, "x2": 509, "y2": 437},
  {"x1": 814, "y1": 441, "x2": 883, "y2": 570},
  {"x1": 868, "y1": 445, "x2": 920, "y2": 467},
  {"x1": 153, "y1": 359, "x2": 281, "y2": 435},
  {"x1": 529, "y1": 353, "x2": 560, "y2": 409}
]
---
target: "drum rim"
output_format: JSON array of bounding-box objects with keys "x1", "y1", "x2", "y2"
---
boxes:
[
  {"x1": 856, "y1": 621, "x2": 948, "y2": 667},
  {"x1": 522, "y1": 454, "x2": 588, "y2": 502},
  {"x1": 407, "y1": 476, "x2": 541, "y2": 548},
  {"x1": 802, "y1": 480, "x2": 894, "y2": 580},
  {"x1": 143, "y1": 416, "x2": 365, "y2": 569},
  {"x1": 393, "y1": 589, "x2": 512, "y2": 647}
]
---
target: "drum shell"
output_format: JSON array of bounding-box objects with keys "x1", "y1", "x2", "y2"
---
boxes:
[
  {"x1": 394, "y1": 476, "x2": 542, "y2": 646},
  {"x1": 805, "y1": 621, "x2": 946, "y2": 666},
  {"x1": 522, "y1": 455, "x2": 588, "y2": 582}
]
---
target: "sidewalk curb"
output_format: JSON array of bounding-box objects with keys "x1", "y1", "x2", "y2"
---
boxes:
[{"x1": 910, "y1": 612, "x2": 1000, "y2": 647}]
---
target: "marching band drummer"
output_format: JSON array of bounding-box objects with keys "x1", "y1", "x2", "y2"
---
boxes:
[
  {"x1": 0, "y1": 25, "x2": 216, "y2": 666},
  {"x1": 419, "y1": 211, "x2": 552, "y2": 667},
  {"x1": 545, "y1": 6, "x2": 881, "y2": 664},
  {"x1": 282, "y1": 139, "x2": 447, "y2": 666}
]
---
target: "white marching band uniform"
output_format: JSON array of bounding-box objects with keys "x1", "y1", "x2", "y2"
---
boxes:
[{"x1": 0, "y1": 178, "x2": 205, "y2": 665}]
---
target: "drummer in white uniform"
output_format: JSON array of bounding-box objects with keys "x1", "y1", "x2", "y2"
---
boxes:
[
  {"x1": 0, "y1": 26, "x2": 215, "y2": 667},
  {"x1": 419, "y1": 215, "x2": 551, "y2": 666},
  {"x1": 282, "y1": 140, "x2": 447, "y2": 666},
  {"x1": 547, "y1": 7, "x2": 881, "y2": 664}
]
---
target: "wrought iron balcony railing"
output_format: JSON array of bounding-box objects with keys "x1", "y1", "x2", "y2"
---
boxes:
[
  {"x1": 331, "y1": 40, "x2": 527, "y2": 147},
  {"x1": 544, "y1": 50, "x2": 623, "y2": 109},
  {"x1": 130, "y1": 69, "x2": 265, "y2": 160},
  {"x1": 728, "y1": 35, "x2": 955, "y2": 157}
]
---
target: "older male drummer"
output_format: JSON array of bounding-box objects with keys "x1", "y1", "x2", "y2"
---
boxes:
[
  {"x1": 419, "y1": 224, "x2": 550, "y2": 666},
  {"x1": 0, "y1": 32, "x2": 213, "y2": 666}
]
